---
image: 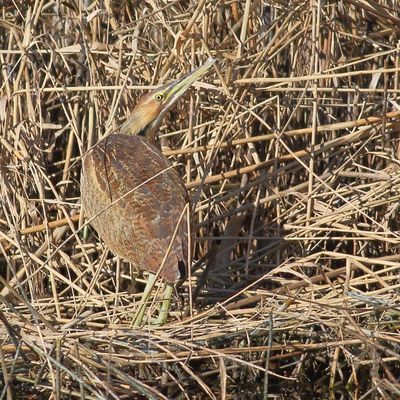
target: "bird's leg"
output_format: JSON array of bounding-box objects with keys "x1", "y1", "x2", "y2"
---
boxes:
[
  {"x1": 157, "y1": 283, "x2": 174, "y2": 325},
  {"x1": 133, "y1": 273, "x2": 157, "y2": 326}
]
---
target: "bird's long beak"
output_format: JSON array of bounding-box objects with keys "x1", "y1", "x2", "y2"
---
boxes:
[
  {"x1": 161, "y1": 57, "x2": 216, "y2": 107},
  {"x1": 119, "y1": 57, "x2": 216, "y2": 139}
]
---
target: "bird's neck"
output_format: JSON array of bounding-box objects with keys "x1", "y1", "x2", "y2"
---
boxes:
[{"x1": 119, "y1": 114, "x2": 160, "y2": 147}]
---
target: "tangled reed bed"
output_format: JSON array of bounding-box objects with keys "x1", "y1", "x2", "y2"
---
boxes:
[{"x1": 1, "y1": 0, "x2": 400, "y2": 398}]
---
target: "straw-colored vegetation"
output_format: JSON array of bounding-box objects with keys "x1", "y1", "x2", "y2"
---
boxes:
[{"x1": 1, "y1": 0, "x2": 400, "y2": 398}]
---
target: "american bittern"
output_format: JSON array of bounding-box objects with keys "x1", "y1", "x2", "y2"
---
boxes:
[{"x1": 81, "y1": 58, "x2": 215, "y2": 325}]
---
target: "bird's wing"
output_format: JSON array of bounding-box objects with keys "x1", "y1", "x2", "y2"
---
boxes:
[{"x1": 84, "y1": 134, "x2": 188, "y2": 282}]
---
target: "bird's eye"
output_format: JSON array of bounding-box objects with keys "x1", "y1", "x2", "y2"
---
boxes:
[{"x1": 154, "y1": 94, "x2": 163, "y2": 101}]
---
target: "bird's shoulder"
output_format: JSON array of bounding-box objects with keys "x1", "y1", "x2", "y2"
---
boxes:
[{"x1": 84, "y1": 133, "x2": 187, "y2": 202}]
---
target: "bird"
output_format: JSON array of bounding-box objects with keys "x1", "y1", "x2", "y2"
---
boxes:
[{"x1": 81, "y1": 57, "x2": 215, "y2": 325}]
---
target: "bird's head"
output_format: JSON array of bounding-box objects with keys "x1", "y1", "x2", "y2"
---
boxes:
[{"x1": 120, "y1": 57, "x2": 215, "y2": 142}]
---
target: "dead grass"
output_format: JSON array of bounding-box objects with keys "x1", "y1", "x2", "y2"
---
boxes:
[{"x1": 1, "y1": 0, "x2": 400, "y2": 398}]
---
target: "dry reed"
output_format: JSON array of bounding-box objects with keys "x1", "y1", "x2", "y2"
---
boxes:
[{"x1": 1, "y1": 0, "x2": 400, "y2": 398}]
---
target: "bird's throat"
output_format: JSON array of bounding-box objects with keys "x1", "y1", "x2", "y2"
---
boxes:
[{"x1": 119, "y1": 117, "x2": 160, "y2": 147}]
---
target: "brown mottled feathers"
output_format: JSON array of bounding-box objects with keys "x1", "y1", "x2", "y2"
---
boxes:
[{"x1": 81, "y1": 134, "x2": 188, "y2": 283}]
